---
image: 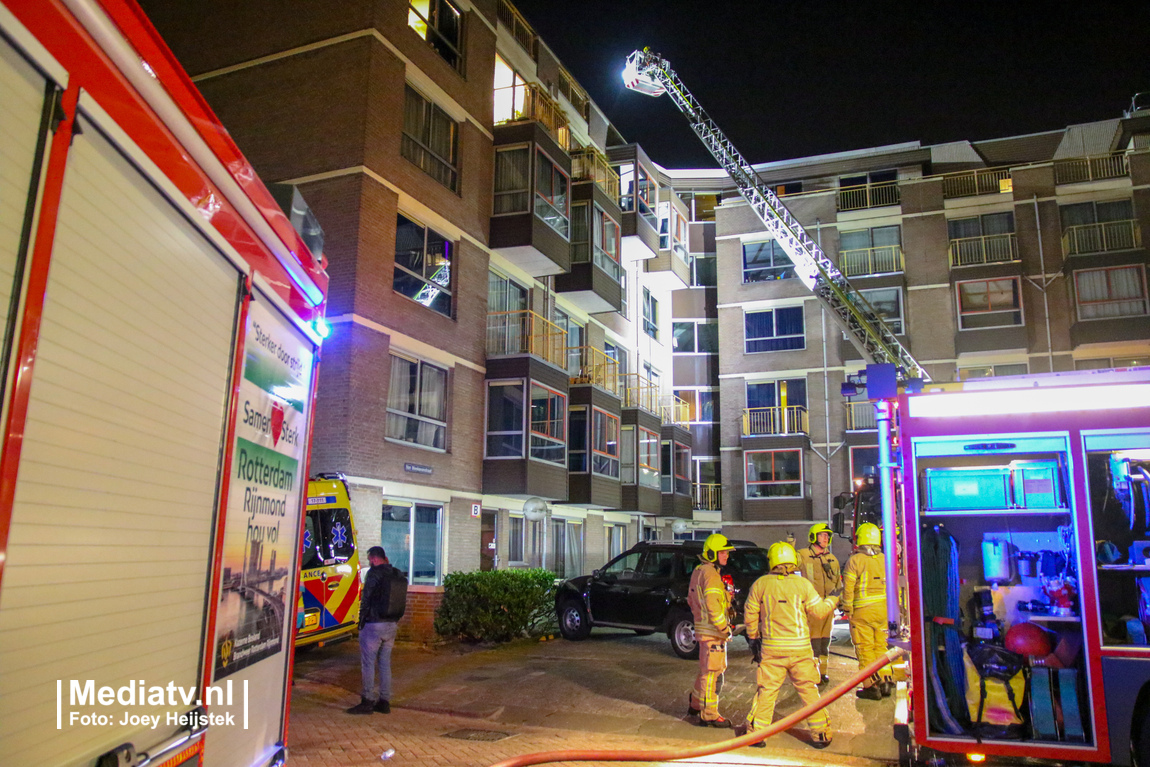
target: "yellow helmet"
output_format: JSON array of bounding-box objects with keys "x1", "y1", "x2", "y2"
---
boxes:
[
  {"x1": 702, "y1": 533, "x2": 736, "y2": 562},
  {"x1": 808, "y1": 522, "x2": 833, "y2": 545},
  {"x1": 856, "y1": 522, "x2": 881, "y2": 547},
  {"x1": 767, "y1": 541, "x2": 799, "y2": 570}
]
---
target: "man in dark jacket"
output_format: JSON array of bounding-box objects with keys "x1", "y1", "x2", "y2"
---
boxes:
[{"x1": 347, "y1": 546, "x2": 400, "y2": 714}]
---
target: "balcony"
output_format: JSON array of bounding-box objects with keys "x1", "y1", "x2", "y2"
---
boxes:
[
  {"x1": 692, "y1": 483, "x2": 722, "y2": 512},
  {"x1": 942, "y1": 168, "x2": 1013, "y2": 199},
  {"x1": 741, "y1": 406, "x2": 809, "y2": 436},
  {"x1": 570, "y1": 147, "x2": 620, "y2": 201},
  {"x1": 621, "y1": 373, "x2": 659, "y2": 415},
  {"x1": 486, "y1": 310, "x2": 565, "y2": 368},
  {"x1": 845, "y1": 401, "x2": 876, "y2": 431},
  {"x1": 567, "y1": 346, "x2": 620, "y2": 394},
  {"x1": 1062, "y1": 220, "x2": 1141, "y2": 256},
  {"x1": 659, "y1": 394, "x2": 691, "y2": 426},
  {"x1": 837, "y1": 182, "x2": 899, "y2": 212},
  {"x1": 839, "y1": 245, "x2": 905, "y2": 277},
  {"x1": 1054, "y1": 153, "x2": 1129, "y2": 185},
  {"x1": 948, "y1": 233, "x2": 1019, "y2": 267},
  {"x1": 496, "y1": 0, "x2": 536, "y2": 57},
  {"x1": 495, "y1": 81, "x2": 570, "y2": 152}
]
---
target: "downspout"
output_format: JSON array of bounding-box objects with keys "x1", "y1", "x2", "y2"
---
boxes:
[
  {"x1": 1033, "y1": 195, "x2": 1055, "y2": 372},
  {"x1": 818, "y1": 220, "x2": 832, "y2": 522}
]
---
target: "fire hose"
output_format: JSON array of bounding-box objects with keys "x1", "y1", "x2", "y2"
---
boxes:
[{"x1": 488, "y1": 646, "x2": 906, "y2": 767}]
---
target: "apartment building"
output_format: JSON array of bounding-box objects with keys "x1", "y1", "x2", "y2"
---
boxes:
[{"x1": 662, "y1": 114, "x2": 1150, "y2": 546}]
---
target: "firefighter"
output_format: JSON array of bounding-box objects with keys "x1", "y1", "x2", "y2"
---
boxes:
[
  {"x1": 686, "y1": 533, "x2": 735, "y2": 727},
  {"x1": 842, "y1": 522, "x2": 893, "y2": 699},
  {"x1": 743, "y1": 541, "x2": 840, "y2": 749},
  {"x1": 797, "y1": 522, "x2": 840, "y2": 685}
]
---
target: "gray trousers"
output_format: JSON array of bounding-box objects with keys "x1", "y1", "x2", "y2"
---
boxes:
[{"x1": 359, "y1": 620, "x2": 398, "y2": 701}]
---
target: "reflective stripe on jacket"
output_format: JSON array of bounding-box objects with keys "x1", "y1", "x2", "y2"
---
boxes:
[
  {"x1": 688, "y1": 560, "x2": 731, "y2": 641},
  {"x1": 743, "y1": 572, "x2": 837, "y2": 653},
  {"x1": 843, "y1": 549, "x2": 886, "y2": 610},
  {"x1": 797, "y1": 545, "x2": 840, "y2": 598}
]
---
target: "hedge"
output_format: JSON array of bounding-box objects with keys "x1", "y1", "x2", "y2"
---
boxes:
[{"x1": 433, "y1": 568, "x2": 558, "y2": 643}]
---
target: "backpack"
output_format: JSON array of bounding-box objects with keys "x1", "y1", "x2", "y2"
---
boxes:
[
  {"x1": 963, "y1": 642, "x2": 1026, "y2": 741},
  {"x1": 367, "y1": 565, "x2": 408, "y2": 622}
]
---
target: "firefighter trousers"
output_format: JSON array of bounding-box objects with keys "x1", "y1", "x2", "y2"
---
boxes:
[
  {"x1": 691, "y1": 637, "x2": 727, "y2": 721},
  {"x1": 808, "y1": 611, "x2": 833, "y2": 678},
  {"x1": 747, "y1": 650, "x2": 830, "y2": 735},
  {"x1": 850, "y1": 602, "x2": 892, "y2": 688}
]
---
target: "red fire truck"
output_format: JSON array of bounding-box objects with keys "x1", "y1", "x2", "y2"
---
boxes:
[
  {"x1": 897, "y1": 367, "x2": 1150, "y2": 765},
  {"x1": 0, "y1": 1, "x2": 328, "y2": 766}
]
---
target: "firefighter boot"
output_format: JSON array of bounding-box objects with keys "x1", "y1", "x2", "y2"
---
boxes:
[
  {"x1": 856, "y1": 685, "x2": 883, "y2": 700},
  {"x1": 812, "y1": 730, "x2": 833, "y2": 749},
  {"x1": 880, "y1": 680, "x2": 894, "y2": 697}
]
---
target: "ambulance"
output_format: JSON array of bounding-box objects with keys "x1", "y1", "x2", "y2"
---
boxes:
[{"x1": 297, "y1": 475, "x2": 361, "y2": 647}]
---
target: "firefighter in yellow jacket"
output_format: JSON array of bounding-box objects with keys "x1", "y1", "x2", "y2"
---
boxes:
[
  {"x1": 842, "y1": 522, "x2": 893, "y2": 700},
  {"x1": 797, "y1": 522, "x2": 840, "y2": 685},
  {"x1": 743, "y1": 541, "x2": 840, "y2": 748},
  {"x1": 686, "y1": 533, "x2": 735, "y2": 727}
]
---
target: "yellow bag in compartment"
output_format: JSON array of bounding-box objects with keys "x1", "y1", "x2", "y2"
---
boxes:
[{"x1": 963, "y1": 644, "x2": 1026, "y2": 728}]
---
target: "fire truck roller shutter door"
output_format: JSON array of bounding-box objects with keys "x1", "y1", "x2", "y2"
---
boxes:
[{"x1": 0, "y1": 115, "x2": 242, "y2": 765}]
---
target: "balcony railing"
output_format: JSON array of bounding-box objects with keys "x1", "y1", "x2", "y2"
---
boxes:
[
  {"x1": 486, "y1": 310, "x2": 565, "y2": 369},
  {"x1": 839, "y1": 245, "x2": 904, "y2": 277},
  {"x1": 497, "y1": 0, "x2": 536, "y2": 57},
  {"x1": 942, "y1": 168, "x2": 1012, "y2": 199},
  {"x1": 621, "y1": 373, "x2": 659, "y2": 414},
  {"x1": 1062, "y1": 220, "x2": 1141, "y2": 256},
  {"x1": 568, "y1": 346, "x2": 619, "y2": 394},
  {"x1": 741, "y1": 406, "x2": 809, "y2": 436},
  {"x1": 570, "y1": 147, "x2": 620, "y2": 200},
  {"x1": 948, "y1": 233, "x2": 1019, "y2": 267},
  {"x1": 496, "y1": 81, "x2": 570, "y2": 151},
  {"x1": 845, "y1": 401, "x2": 876, "y2": 431},
  {"x1": 660, "y1": 394, "x2": 691, "y2": 426},
  {"x1": 837, "y1": 182, "x2": 900, "y2": 212},
  {"x1": 692, "y1": 483, "x2": 722, "y2": 511},
  {"x1": 1054, "y1": 153, "x2": 1129, "y2": 185}
]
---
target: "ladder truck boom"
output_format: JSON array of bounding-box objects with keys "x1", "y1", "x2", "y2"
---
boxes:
[{"x1": 622, "y1": 49, "x2": 930, "y2": 383}]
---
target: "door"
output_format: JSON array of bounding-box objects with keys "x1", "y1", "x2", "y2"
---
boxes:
[
  {"x1": 480, "y1": 510, "x2": 496, "y2": 571},
  {"x1": 629, "y1": 550, "x2": 679, "y2": 626},
  {"x1": 588, "y1": 550, "x2": 642, "y2": 624}
]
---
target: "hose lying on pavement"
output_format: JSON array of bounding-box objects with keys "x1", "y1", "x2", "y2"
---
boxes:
[{"x1": 487, "y1": 646, "x2": 906, "y2": 767}]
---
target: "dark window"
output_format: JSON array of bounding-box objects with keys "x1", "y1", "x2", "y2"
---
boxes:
[
  {"x1": 957, "y1": 278, "x2": 1022, "y2": 329},
  {"x1": 402, "y1": 86, "x2": 458, "y2": 191},
  {"x1": 301, "y1": 508, "x2": 356, "y2": 570},
  {"x1": 486, "y1": 381, "x2": 524, "y2": 457},
  {"x1": 568, "y1": 407, "x2": 588, "y2": 472},
  {"x1": 745, "y1": 307, "x2": 804, "y2": 352},
  {"x1": 394, "y1": 214, "x2": 452, "y2": 316},
  {"x1": 743, "y1": 240, "x2": 795, "y2": 282},
  {"x1": 642, "y1": 288, "x2": 658, "y2": 339}
]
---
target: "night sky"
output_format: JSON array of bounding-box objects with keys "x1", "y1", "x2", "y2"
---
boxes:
[{"x1": 509, "y1": 0, "x2": 1150, "y2": 169}]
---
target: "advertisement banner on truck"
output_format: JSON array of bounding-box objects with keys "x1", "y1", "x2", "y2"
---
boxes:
[{"x1": 213, "y1": 297, "x2": 313, "y2": 680}]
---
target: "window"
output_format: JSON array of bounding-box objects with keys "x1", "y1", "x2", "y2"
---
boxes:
[
  {"x1": 571, "y1": 203, "x2": 621, "y2": 282},
  {"x1": 958, "y1": 363, "x2": 1028, "y2": 380},
  {"x1": 743, "y1": 240, "x2": 795, "y2": 282},
  {"x1": 604, "y1": 342, "x2": 628, "y2": 376},
  {"x1": 661, "y1": 440, "x2": 690, "y2": 494},
  {"x1": 698, "y1": 390, "x2": 716, "y2": 421},
  {"x1": 859, "y1": 287, "x2": 904, "y2": 334},
  {"x1": 493, "y1": 146, "x2": 530, "y2": 214},
  {"x1": 301, "y1": 508, "x2": 356, "y2": 571},
  {"x1": 394, "y1": 214, "x2": 453, "y2": 316},
  {"x1": 617, "y1": 162, "x2": 655, "y2": 221},
  {"x1": 1074, "y1": 265, "x2": 1148, "y2": 320},
  {"x1": 486, "y1": 380, "x2": 524, "y2": 457},
  {"x1": 746, "y1": 378, "x2": 807, "y2": 410},
  {"x1": 530, "y1": 383, "x2": 566, "y2": 465},
  {"x1": 1060, "y1": 199, "x2": 1135, "y2": 228},
  {"x1": 493, "y1": 55, "x2": 528, "y2": 124},
  {"x1": 1075, "y1": 355, "x2": 1150, "y2": 370},
  {"x1": 745, "y1": 306, "x2": 804, "y2": 352},
  {"x1": 639, "y1": 427, "x2": 660, "y2": 488},
  {"x1": 1061, "y1": 199, "x2": 1137, "y2": 255},
  {"x1": 551, "y1": 307, "x2": 583, "y2": 376},
  {"x1": 681, "y1": 191, "x2": 719, "y2": 222},
  {"x1": 619, "y1": 271, "x2": 628, "y2": 318},
  {"x1": 508, "y1": 515, "x2": 525, "y2": 563},
  {"x1": 673, "y1": 321, "x2": 717, "y2": 353},
  {"x1": 773, "y1": 181, "x2": 803, "y2": 197},
  {"x1": 607, "y1": 524, "x2": 627, "y2": 559},
  {"x1": 381, "y1": 502, "x2": 443, "y2": 585},
  {"x1": 568, "y1": 406, "x2": 587, "y2": 472},
  {"x1": 838, "y1": 225, "x2": 903, "y2": 274},
  {"x1": 402, "y1": 86, "x2": 458, "y2": 191},
  {"x1": 691, "y1": 254, "x2": 717, "y2": 287},
  {"x1": 956, "y1": 278, "x2": 1022, "y2": 329},
  {"x1": 386, "y1": 354, "x2": 448, "y2": 449},
  {"x1": 408, "y1": 0, "x2": 463, "y2": 72},
  {"x1": 643, "y1": 362, "x2": 660, "y2": 391},
  {"x1": 947, "y1": 212, "x2": 1013, "y2": 240},
  {"x1": 642, "y1": 288, "x2": 658, "y2": 339},
  {"x1": 535, "y1": 150, "x2": 569, "y2": 238},
  {"x1": 592, "y1": 407, "x2": 620, "y2": 478},
  {"x1": 549, "y1": 518, "x2": 583, "y2": 578},
  {"x1": 947, "y1": 214, "x2": 1015, "y2": 265},
  {"x1": 849, "y1": 446, "x2": 879, "y2": 482},
  {"x1": 620, "y1": 425, "x2": 635, "y2": 483},
  {"x1": 745, "y1": 449, "x2": 803, "y2": 498},
  {"x1": 658, "y1": 203, "x2": 688, "y2": 261}
]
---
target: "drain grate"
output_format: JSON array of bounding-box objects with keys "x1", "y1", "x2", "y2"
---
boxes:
[{"x1": 444, "y1": 728, "x2": 513, "y2": 742}]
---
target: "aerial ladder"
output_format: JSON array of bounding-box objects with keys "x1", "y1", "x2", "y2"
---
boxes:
[{"x1": 623, "y1": 48, "x2": 920, "y2": 637}]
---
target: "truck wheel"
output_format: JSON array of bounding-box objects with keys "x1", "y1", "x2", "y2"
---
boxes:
[
  {"x1": 558, "y1": 600, "x2": 592, "y2": 640},
  {"x1": 668, "y1": 611, "x2": 699, "y2": 659},
  {"x1": 1135, "y1": 705, "x2": 1150, "y2": 767}
]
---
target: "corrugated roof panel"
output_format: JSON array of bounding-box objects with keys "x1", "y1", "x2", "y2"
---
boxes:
[
  {"x1": 1053, "y1": 119, "x2": 1121, "y2": 158},
  {"x1": 973, "y1": 131, "x2": 1063, "y2": 166},
  {"x1": 929, "y1": 141, "x2": 986, "y2": 172}
]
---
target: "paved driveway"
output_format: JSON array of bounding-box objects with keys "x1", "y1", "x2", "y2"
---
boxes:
[{"x1": 292, "y1": 619, "x2": 902, "y2": 764}]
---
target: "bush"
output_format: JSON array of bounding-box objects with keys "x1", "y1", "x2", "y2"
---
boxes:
[{"x1": 434, "y1": 568, "x2": 558, "y2": 643}]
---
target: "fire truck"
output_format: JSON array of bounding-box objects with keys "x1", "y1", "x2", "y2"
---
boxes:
[{"x1": 0, "y1": 1, "x2": 328, "y2": 766}]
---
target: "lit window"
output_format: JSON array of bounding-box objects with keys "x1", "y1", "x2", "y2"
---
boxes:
[
  {"x1": 745, "y1": 306, "x2": 804, "y2": 352},
  {"x1": 401, "y1": 86, "x2": 458, "y2": 191},
  {"x1": 381, "y1": 503, "x2": 443, "y2": 585},
  {"x1": 530, "y1": 383, "x2": 566, "y2": 465},
  {"x1": 642, "y1": 288, "x2": 658, "y2": 339},
  {"x1": 508, "y1": 515, "x2": 525, "y2": 562},
  {"x1": 493, "y1": 55, "x2": 528, "y2": 123},
  {"x1": 386, "y1": 354, "x2": 448, "y2": 449},
  {"x1": 745, "y1": 449, "x2": 803, "y2": 498},
  {"x1": 958, "y1": 363, "x2": 1028, "y2": 380},
  {"x1": 494, "y1": 145, "x2": 530, "y2": 214},
  {"x1": 408, "y1": 0, "x2": 463, "y2": 72},
  {"x1": 691, "y1": 254, "x2": 717, "y2": 286},
  {"x1": 859, "y1": 287, "x2": 904, "y2": 334},
  {"x1": 394, "y1": 214, "x2": 453, "y2": 316},
  {"x1": 592, "y1": 407, "x2": 620, "y2": 478},
  {"x1": 673, "y1": 321, "x2": 718, "y2": 353},
  {"x1": 1074, "y1": 265, "x2": 1148, "y2": 320},
  {"x1": 616, "y1": 162, "x2": 655, "y2": 222},
  {"x1": 661, "y1": 440, "x2": 690, "y2": 494},
  {"x1": 535, "y1": 150, "x2": 569, "y2": 237},
  {"x1": 639, "y1": 427, "x2": 660, "y2": 488},
  {"x1": 571, "y1": 203, "x2": 621, "y2": 282},
  {"x1": 956, "y1": 278, "x2": 1022, "y2": 329},
  {"x1": 743, "y1": 240, "x2": 795, "y2": 282}
]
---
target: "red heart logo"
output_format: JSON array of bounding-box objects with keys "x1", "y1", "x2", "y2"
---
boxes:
[{"x1": 271, "y1": 401, "x2": 284, "y2": 446}]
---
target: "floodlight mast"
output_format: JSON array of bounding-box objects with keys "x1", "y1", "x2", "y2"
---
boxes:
[{"x1": 622, "y1": 49, "x2": 929, "y2": 383}]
